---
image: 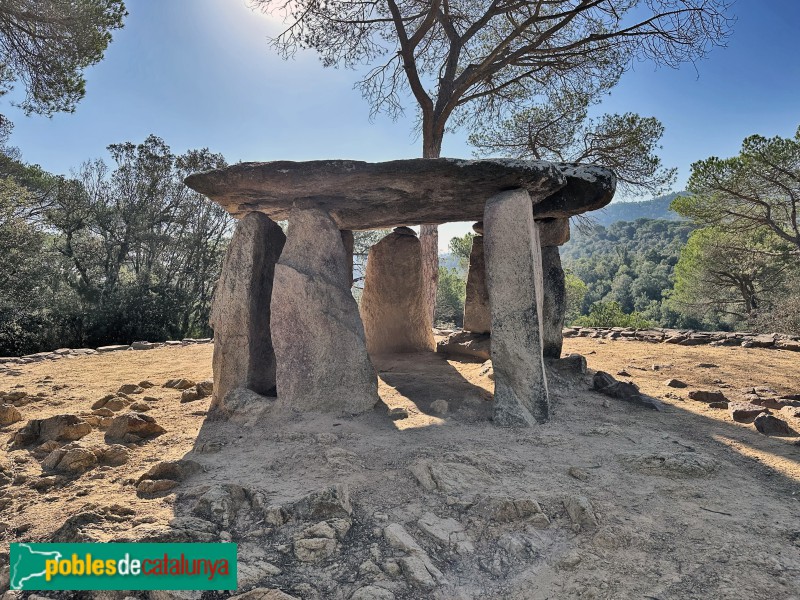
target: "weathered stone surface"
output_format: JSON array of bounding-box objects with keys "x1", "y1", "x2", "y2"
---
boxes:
[
  {"x1": 0, "y1": 404, "x2": 21, "y2": 426},
  {"x1": 563, "y1": 495, "x2": 599, "y2": 531},
  {"x1": 360, "y1": 228, "x2": 435, "y2": 354},
  {"x1": 436, "y1": 331, "x2": 490, "y2": 360},
  {"x1": 541, "y1": 246, "x2": 566, "y2": 358},
  {"x1": 665, "y1": 378, "x2": 688, "y2": 388},
  {"x1": 754, "y1": 413, "x2": 795, "y2": 436},
  {"x1": 688, "y1": 390, "x2": 728, "y2": 403},
  {"x1": 42, "y1": 443, "x2": 97, "y2": 474},
  {"x1": 537, "y1": 217, "x2": 570, "y2": 246},
  {"x1": 104, "y1": 413, "x2": 166, "y2": 443},
  {"x1": 593, "y1": 372, "x2": 663, "y2": 411},
  {"x1": 484, "y1": 188, "x2": 549, "y2": 426},
  {"x1": 340, "y1": 229, "x2": 354, "y2": 288},
  {"x1": 210, "y1": 212, "x2": 285, "y2": 414},
  {"x1": 184, "y1": 159, "x2": 615, "y2": 228},
  {"x1": 272, "y1": 208, "x2": 378, "y2": 414},
  {"x1": 463, "y1": 234, "x2": 490, "y2": 334},
  {"x1": 729, "y1": 402, "x2": 769, "y2": 423},
  {"x1": 13, "y1": 415, "x2": 92, "y2": 447},
  {"x1": 228, "y1": 589, "x2": 298, "y2": 600}
]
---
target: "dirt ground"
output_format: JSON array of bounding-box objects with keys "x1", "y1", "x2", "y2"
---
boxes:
[{"x1": 1, "y1": 338, "x2": 799, "y2": 599}]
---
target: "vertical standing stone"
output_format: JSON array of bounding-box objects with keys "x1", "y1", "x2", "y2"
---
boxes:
[
  {"x1": 360, "y1": 227, "x2": 436, "y2": 354},
  {"x1": 209, "y1": 212, "x2": 285, "y2": 414},
  {"x1": 463, "y1": 223, "x2": 490, "y2": 334},
  {"x1": 541, "y1": 245, "x2": 566, "y2": 358},
  {"x1": 484, "y1": 189, "x2": 549, "y2": 426},
  {"x1": 341, "y1": 229, "x2": 354, "y2": 288},
  {"x1": 271, "y1": 208, "x2": 379, "y2": 414}
]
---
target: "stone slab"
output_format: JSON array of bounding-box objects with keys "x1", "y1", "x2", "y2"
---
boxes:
[{"x1": 184, "y1": 159, "x2": 615, "y2": 229}]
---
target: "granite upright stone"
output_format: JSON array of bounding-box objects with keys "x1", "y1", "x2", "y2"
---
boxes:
[
  {"x1": 271, "y1": 208, "x2": 379, "y2": 413},
  {"x1": 541, "y1": 246, "x2": 566, "y2": 358},
  {"x1": 209, "y1": 212, "x2": 285, "y2": 415},
  {"x1": 484, "y1": 189, "x2": 549, "y2": 426},
  {"x1": 463, "y1": 232, "x2": 490, "y2": 334},
  {"x1": 360, "y1": 227, "x2": 436, "y2": 354}
]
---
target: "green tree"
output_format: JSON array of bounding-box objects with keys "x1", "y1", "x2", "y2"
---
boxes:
[
  {"x1": 0, "y1": 0, "x2": 126, "y2": 118},
  {"x1": 575, "y1": 300, "x2": 652, "y2": 329},
  {"x1": 435, "y1": 266, "x2": 466, "y2": 328},
  {"x1": 673, "y1": 125, "x2": 800, "y2": 254},
  {"x1": 564, "y1": 271, "x2": 587, "y2": 325},
  {"x1": 253, "y1": 0, "x2": 732, "y2": 323},
  {"x1": 670, "y1": 227, "x2": 796, "y2": 328},
  {"x1": 448, "y1": 232, "x2": 475, "y2": 270}
]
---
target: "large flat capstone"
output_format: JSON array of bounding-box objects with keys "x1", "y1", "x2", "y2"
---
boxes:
[{"x1": 184, "y1": 159, "x2": 615, "y2": 229}]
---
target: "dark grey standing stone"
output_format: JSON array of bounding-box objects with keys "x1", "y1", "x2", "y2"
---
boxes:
[
  {"x1": 463, "y1": 233, "x2": 491, "y2": 334},
  {"x1": 537, "y1": 218, "x2": 570, "y2": 246},
  {"x1": 209, "y1": 212, "x2": 285, "y2": 414},
  {"x1": 272, "y1": 208, "x2": 379, "y2": 414},
  {"x1": 360, "y1": 227, "x2": 436, "y2": 354},
  {"x1": 541, "y1": 246, "x2": 566, "y2": 358},
  {"x1": 341, "y1": 229, "x2": 354, "y2": 288},
  {"x1": 484, "y1": 188, "x2": 549, "y2": 426}
]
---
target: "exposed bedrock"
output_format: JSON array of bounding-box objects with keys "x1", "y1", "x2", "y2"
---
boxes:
[
  {"x1": 360, "y1": 227, "x2": 436, "y2": 354},
  {"x1": 209, "y1": 212, "x2": 285, "y2": 414},
  {"x1": 484, "y1": 189, "x2": 549, "y2": 426},
  {"x1": 271, "y1": 208, "x2": 379, "y2": 414},
  {"x1": 541, "y1": 246, "x2": 567, "y2": 359},
  {"x1": 463, "y1": 230, "x2": 491, "y2": 334}
]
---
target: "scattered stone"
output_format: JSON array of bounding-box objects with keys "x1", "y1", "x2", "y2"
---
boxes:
[
  {"x1": 289, "y1": 484, "x2": 353, "y2": 520},
  {"x1": 383, "y1": 523, "x2": 445, "y2": 589},
  {"x1": 551, "y1": 354, "x2": 587, "y2": 374},
  {"x1": 625, "y1": 451, "x2": 718, "y2": 477},
  {"x1": 130, "y1": 401, "x2": 151, "y2": 412},
  {"x1": 708, "y1": 401, "x2": 729, "y2": 409},
  {"x1": 94, "y1": 444, "x2": 130, "y2": 467},
  {"x1": 0, "y1": 404, "x2": 22, "y2": 426},
  {"x1": 409, "y1": 459, "x2": 496, "y2": 500},
  {"x1": 92, "y1": 408, "x2": 114, "y2": 417},
  {"x1": 12, "y1": 415, "x2": 92, "y2": 447},
  {"x1": 104, "y1": 413, "x2": 166, "y2": 443},
  {"x1": 563, "y1": 495, "x2": 598, "y2": 531},
  {"x1": 42, "y1": 444, "x2": 97, "y2": 474},
  {"x1": 228, "y1": 589, "x2": 298, "y2": 600},
  {"x1": 470, "y1": 496, "x2": 544, "y2": 524},
  {"x1": 180, "y1": 389, "x2": 201, "y2": 403},
  {"x1": 665, "y1": 379, "x2": 688, "y2": 388},
  {"x1": 430, "y1": 399, "x2": 448, "y2": 415},
  {"x1": 417, "y1": 512, "x2": 471, "y2": 551},
  {"x1": 294, "y1": 537, "x2": 337, "y2": 563},
  {"x1": 616, "y1": 370, "x2": 631, "y2": 377},
  {"x1": 137, "y1": 479, "x2": 178, "y2": 495},
  {"x1": 350, "y1": 586, "x2": 395, "y2": 600},
  {"x1": 593, "y1": 372, "x2": 663, "y2": 411},
  {"x1": 697, "y1": 363, "x2": 719, "y2": 368},
  {"x1": 754, "y1": 414, "x2": 795, "y2": 436},
  {"x1": 436, "y1": 331, "x2": 490, "y2": 361},
  {"x1": 138, "y1": 380, "x2": 156, "y2": 389},
  {"x1": 688, "y1": 390, "x2": 728, "y2": 403},
  {"x1": 117, "y1": 384, "x2": 143, "y2": 395},
  {"x1": 138, "y1": 460, "x2": 203, "y2": 486},
  {"x1": 388, "y1": 407, "x2": 409, "y2": 421},
  {"x1": 729, "y1": 402, "x2": 769, "y2": 423},
  {"x1": 568, "y1": 466, "x2": 591, "y2": 481},
  {"x1": 196, "y1": 379, "x2": 214, "y2": 398},
  {"x1": 96, "y1": 345, "x2": 130, "y2": 353}
]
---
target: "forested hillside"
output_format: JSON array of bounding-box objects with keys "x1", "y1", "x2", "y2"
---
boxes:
[{"x1": 561, "y1": 219, "x2": 697, "y2": 328}]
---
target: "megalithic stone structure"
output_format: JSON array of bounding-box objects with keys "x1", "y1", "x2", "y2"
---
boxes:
[
  {"x1": 484, "y1": 189, "x2": 549, "y2": 426},
  {"x1": 340, "y1": 229, "x2": 354, "y2": 288},
  {"x1": 360, "y1": 226, "x2": 436, "y2": 354},
  {"x1": 463, "y1": 222, "x2": 491, "y2": 334},
  {"x1": 209, "y1": 212, "x2": 285, "y2": 415},
  {"x1": 271, "y1": 208, "x2": 379, "y2": 414},
  {"x1": 537, "y1": 217, "x2": 570, "y2": 358},
  {"x1": 541, "y1": 246, "x2": 567, "y2": 358}
]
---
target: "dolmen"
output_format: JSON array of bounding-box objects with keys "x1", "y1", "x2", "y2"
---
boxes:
[{"x1": 185, "y1": 159, "x2": 616, "y2": 427}]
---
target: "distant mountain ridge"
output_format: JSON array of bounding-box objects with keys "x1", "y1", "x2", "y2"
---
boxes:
[{"x1": 589, "y1": 192, "x2": 687, "y2": 227}]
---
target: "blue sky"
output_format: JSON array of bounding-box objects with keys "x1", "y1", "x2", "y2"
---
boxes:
[{"x1": 3, "y1": 1, "x2": 800, "y2": 248}]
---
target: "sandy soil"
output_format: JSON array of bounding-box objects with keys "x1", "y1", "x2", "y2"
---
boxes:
[{"x1": 0, "y1": 340, "x2": 798, "y2": 599}]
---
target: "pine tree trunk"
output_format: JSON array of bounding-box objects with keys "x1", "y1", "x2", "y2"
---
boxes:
[{"x1": 420, "y1": 127, "x2": 444, "y2": 326}]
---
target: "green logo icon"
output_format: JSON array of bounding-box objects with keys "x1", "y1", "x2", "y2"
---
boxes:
[{"x1": 10, "y1": 543, "x2": 237, "y2": 591}]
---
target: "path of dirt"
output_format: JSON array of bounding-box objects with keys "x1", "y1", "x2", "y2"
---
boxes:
[{"x1": 0, "y1": 340, "x2": 798, "y2": 599}]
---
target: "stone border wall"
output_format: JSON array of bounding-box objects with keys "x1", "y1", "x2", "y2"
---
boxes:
[
  {"x1": 563, "y1": 327, "x2": 800, "y2": 351},
  {"x1": 0, "y1": 338, "x2": 212, "y2": 366}
]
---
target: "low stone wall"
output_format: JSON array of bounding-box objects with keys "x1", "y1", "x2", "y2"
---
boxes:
[
  {"x1": 0, "y1": 338, "x2": 213, "y2": 366},
  {"x1": 563, "y1": 327, "x2": 800, "y2": 351}
]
